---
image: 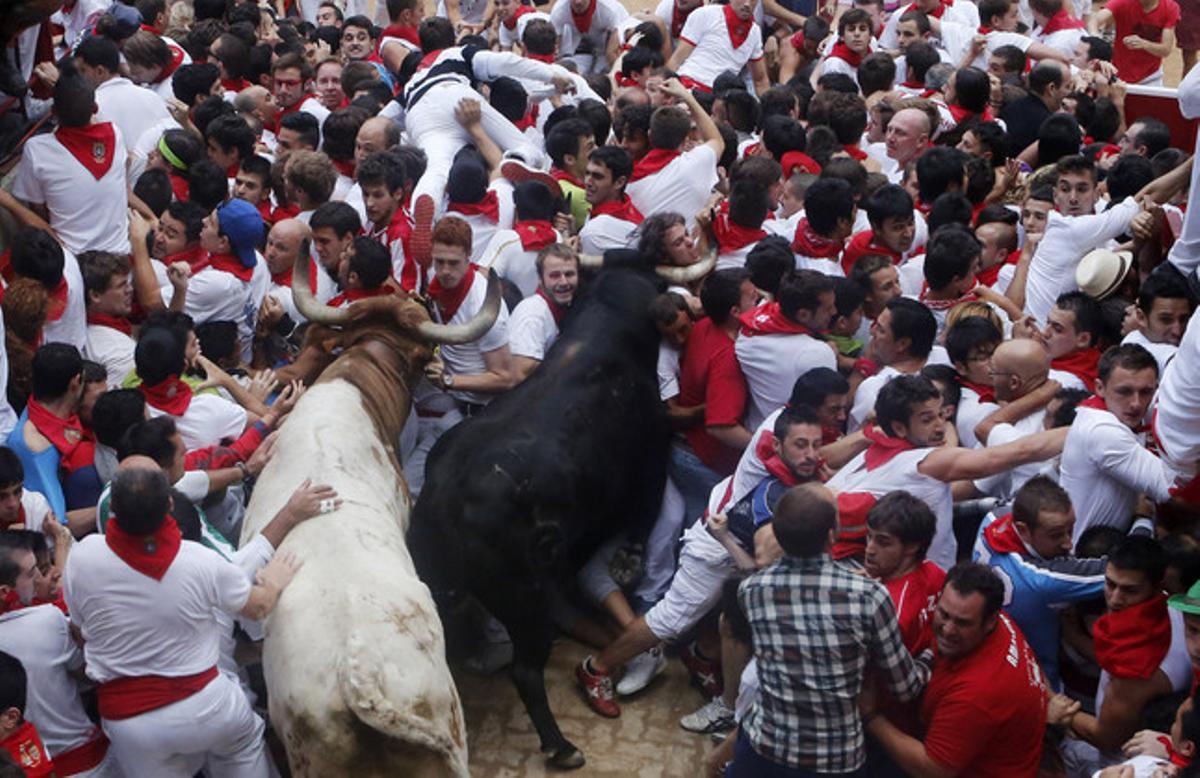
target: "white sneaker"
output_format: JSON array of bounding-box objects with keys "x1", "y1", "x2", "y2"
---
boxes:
[
  {"x1": 616, "y1": 645, "x2": 667, "y2": 696},
  {"x1": 679, "y1": 696, "x2": 735, "y2": 734}
]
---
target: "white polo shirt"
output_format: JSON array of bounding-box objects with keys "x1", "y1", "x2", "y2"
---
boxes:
[
  {"x1": 579, "y1": 212, "x2": 639, "y2": 255},
  {"x1": 94, "y1": 77, "x2": 173, "y2": 153},
  {"x1": 1122, "y1": 329, "x2": 1177, "y2": 375},
  {"x1": 1062, "y1": 405, "x2": 1176, "y2": 543},
  {"x1": 435, "y1": 268, "x2": 512, "y2": 406},
  {"x1": 627, "y1": 144, "x2": 719, "y2": 231},
  {"x1": 675, "y1": 4, "x2": 764, "y2": 90},
  {"x1": 1024, "y1": 198, "x2": 1139, "y2": 323},
  {"x1": 146, "y1": 392, "x2": 248, "y2": 451},
  {"x1": 40, "y1": 249, "x2": 87, "y2": 352},
  {"x1": 84, "y1": 322, "x2": 135, "y2": 388},
  {"x1": 0, "y1": 605, "x2": 101, "y2": 760},
  {"x1": 63, "y1": 535, "x2": 252, "y2": 683},
  {"x1": 509, "y1": 293, "x2": 561, "y2": 361},
  {"x1": 735, "y1": 331, "x2": 836, "y2": 430},
  {"x1": 12, "y1": 126, "x2": 131, "y2": 255}
]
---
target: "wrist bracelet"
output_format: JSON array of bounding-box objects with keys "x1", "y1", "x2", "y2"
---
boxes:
[{"x1": 853, "y1": 357, "x2": 880, "y2": 377}]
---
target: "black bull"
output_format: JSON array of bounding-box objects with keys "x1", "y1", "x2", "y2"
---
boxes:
[{"x1": 410, "y1": 260, "x2": 701, "y2": 768}]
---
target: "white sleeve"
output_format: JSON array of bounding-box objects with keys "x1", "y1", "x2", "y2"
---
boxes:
[
  {"x1": 678, "y1": 5, "x2": 705, "y2": 44},
  {"x1": 849, "y1": 374, "x2": 881, "y2": 431},
  {"x1": 471, "y1": 50, "x2": 568, "y2": 83},
  {"x1": 230, "y1": 533, "x2": 275, "y2": 580},
  {"x1": 749, "y1": 27, "x2": 764, "y2": 60},
  {"x1": 209, "y1": 550, "x2": 254, "y2": 614},
  {"x1": 989, "y1": 31, "x2": 1032, "y2": 53},
  {"x1": 1087, "y1": 421, "x2": 1175, "y2": 502},
  {"x1": 477, "y1": 302, "x2": 511, "y2": 354},
  {"x1": 508, "y1": 301, "x2": 548, "y2": 360},
  {"x1": 1065, "y1": 198, "x2": 1140, "y2": 247},
  {"x1": 11, "y1": 145, "x2": 45, "y2": 204},
  {"x1": 175, "y1": 470, "x2": 211, "y2": 503},
  {"x1": 1180, "y1": 55, "x2": 1200, "y2": 118},
  {"x1": 938, "y1": 20, "x2": 976, "y2": 63}
]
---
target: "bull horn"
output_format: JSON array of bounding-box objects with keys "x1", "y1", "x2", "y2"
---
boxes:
[
  {"x1": 655, "y1": 243, "x2": 718, "y2": 285},
  {"x1": 416, "y1": 268, "x2": 502, "y2": 344},
  {"x1": 291, "y1": 250, "x2": 352, "y2": 326},
  {"x1": 577, "y1": 252, "x2": 604, "y2": 269}
]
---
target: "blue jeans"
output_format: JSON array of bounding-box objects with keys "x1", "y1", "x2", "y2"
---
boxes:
[
  {"x1": 726, "y1": 731, "x2": 867, "y2": 778},
  {"x1": 668, "y1": 442, "x2": 723, "y2": 527}
]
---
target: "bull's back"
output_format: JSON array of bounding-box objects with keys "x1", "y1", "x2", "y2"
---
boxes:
[{"x1": 241, "y1": 380, "x2": 468, "y2": 777}]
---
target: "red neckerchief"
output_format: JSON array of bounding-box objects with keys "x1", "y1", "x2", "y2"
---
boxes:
[
  {"x1": 670, "y1": 0, "x2": 694, "y2": 37},
  {"x1": 429, "y1": 266, "x2": 478, "y2": 322},
  {"x1": 712, "y1": 212, "x2": 766, "y2": 253},
  {"x1": 983, "y1": 512, "x2": 1029, "y2": 554},
  {"x1": 841, "y1": 229, "x2": 902, "y2": 274},
  {"x1": 0, "y1": 503, "x2": 25, "y2": 530},
  {"x1": 26, "y1": 399, "x2": 94, "y2": 474},
  {"x1": 221, "y1": 77, "x2": 250, "y2": 93},
  {"x1": 163, "y1": 245, "x2": 207, "y2": 273},
  {"x1": 536, "y1": 287, "x2": 568, "y2": 325},
  {"x1": 739, "y1": 302, "x2": 815, "y2": 337},
  {"x1": 1051, "y1": 346, "x2": 1101, "y2": 392},
  {"x1": 781, "y1": 151, "x2": 821, "y2": 176},
  {"x1": 978, "y1": 24, "x2": 994, "y2": 33},
  {"x1": 1040, "y1": 9, "x2": 1085, "y2": 34},
  {"x1": 272, "y1": 203, "x2": 301, "y2": 224},
  {"x1": 380, "y1": 23, "x2": 420, "y2": 45},
  {"x1": 591, "y1": 195, "x2": 644, "y2": 224},
  {"x1": 271, "y1": 93, "x2": 316, "y2": 132},
  {"x1": 255, "y1": 199, "x2": 274, "y2": 224},
  {"x1": 976, "y1": 250, "x2": 1018, "y2": 287},
  {"x1": 270, "y1": 258, "x2": 320, "y2": 293},
  {"x1": 842, "y1": 143, "x2": 869, "y2": 161},
  {"x1": 139, "y1": 375, "x2": 193, "y2": 416},
  {"x1": 327, "y1": 286, "x2": 392, "y2": 307},
  {"x1": 140, "y1": 23, "x2": 162, "y2": 34},
  {"x1": 958, "y1": 376, "x2": 995, "y2": 403},
  {"x1": 615, "y1": 72, "x2": 640, "y2": 88},
  {"x1": 1093, "y1": 594, "x2": 1172, "y2": 680},
  {"x1": 502, "y1": 4, "x2": 535, "y2": 29},
  {"x1": 1, "y1": 720, "x2": 55, "y2": 778},
  {"x1": 86, "y1": 312, "x2": 132, "y2": 337},
  {"x1": 754, "y1": 431, "x2": 803, "y2": 486},
  {"x1": 572, "y1": 0, "x2": 598, "y2": 32},
  {"x1": 792, "y1": 218, "x2": 844, "y2": 259},
  {"x1": 551, "y1": 167, "x2": 584, "y2": 188},
  {"x1": 195, "y1": 252, "x2": 254, "y2": 282},
  {"x1": 31, "y1": 593, "x2": 68, "y2": 615},
  {"x1": 1155, "y1": 735, "x2": 1193, "y2": 768},
  {"x1": 152, "y1": 44, "x2": 186, "y2": 84},
  {"x1": 55, "y1": 123, "x2": 116, "y2": 180},
  {"x1": 900, "y1": 79, "x2": 927, "y2": 90},
  {"x1": 332, "y1": 158, "x2": 355, "y2": 178},
  {"x1": 514, "y1": 103, "x2": 540, "y2": 130},
  {"x1": 630, "y1": 148, "x2": 681, "y2": 182},
  {"x1": 43, "y1": 278, "x2": 68, "y2": 323},
  {"x1": 828, "y1": 41, "x2": 866, "y2": 68},
  {"x1": 0, "y1": 590, "x2": 21, "y2": 613},
  {"x1": 862, "y1": 423, "x2": 916, "y2": 470},
  {"x1": 169, "y1": 172, "x2": 189, "y2": 202},
  {"x1": 514, "y1": 220, "x2": 558, "y2": 252},
  {"x1": 723, "y1": 3, "x2": 753, "y2": 48},
  {"x1": 947, "y1": 102, "x2": 993, "y2": 125},
  {"x1": 1079, "y1": 394, "x2": 1148, "y2": 433},
  {"x1": 526, "y1": 52, "x2": 556, "y2": 63},
  {"x1": 104, "y1": 515, "x2": 182, "y2": 581},
  {"x1": 919, "y1": 282, "x2": 977, "y2": 310},
  {"x1": 449, "y1": 190, "x2": 501, "y2": 223}
]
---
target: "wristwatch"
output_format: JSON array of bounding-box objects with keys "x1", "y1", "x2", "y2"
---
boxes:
[{"x1": 442, "y1": 373, "x2": 455, "y2": 389}]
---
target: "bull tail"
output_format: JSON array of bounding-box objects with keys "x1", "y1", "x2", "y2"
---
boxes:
[{"x1": 336, "y1": 624, "x2": 470, "y2": 778}]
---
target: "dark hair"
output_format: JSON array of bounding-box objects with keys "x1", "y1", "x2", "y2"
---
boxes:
[
  {"x1": 778, "y1": 269, "x2": 836, "y2": 321},
  {"x1": 172, "y1": 62, "x2": 221, "y2": 107},
  {"x1": 1039, "y1": 115, "x2": 1084, "y2": 168},
  {"x1": 809, "y1": 91, "x2": 867, "y2": 144},
  {"x1": 762, "y1": 115, "x2": 806, "y2": 159},
  {"x1": 418, "y1": 16, "x2": 455, "y2": 51},
  {"x1": 186, "y1": 159, "x2": 229, "y2": 211},
  {"x1": 905, "y1": 41, "x2": 940, "y2": 81},
  {"x1": 309, "y1": 201, "x2": 362, "y2": 237},
  {"x1": 832, "y1": 276, "x2": 865, "y2": 319},
  {"x1": 118, "y1": 416, "x2": 178, "y2": 467},
  {"x1": 943, "y1": 562, "x2": 1005, "y2": 621},
  {"x1": 1108, "y1": 534, "x2": 1167, "y2": 587},
  {"x1": 92, "y1": 390, "x2": 147, "y2": 449},
  {"x1": 867, "y1": 490, "x2": 937, "y2": 558},
  {"x1": 32, "y1": 344, "x2": 83, "y2": 401},
  {"x1": 613, "y1": 103, "x2": 652, "y2": 143},
  {"x1": 76, "y1": 34, "x2": 121, "y2": 72},
  {"x1": 0, "y1": 450, "x2": 22, "y2": 490},
  {"x1": 513, "y1": 181, "x2": 557, "y2": 223},
  {"x1": 861, "y1": 185, "x2": 911, "y2": 230},
  {"x1": 134, "y1": 326, "x2": 186, "y2": 385},
  {"x1": 1106, "y1": 154, "x2": 1155, "y2": 203},
  {"x1": 1049, "y1": 387, "x2": 1090, "y2": 428},
  {"x1": 1012, "y1": 475, "x2": 1072, "y2": 531},
  {"x1": 111, "y1": 466, "x2": 172, "y2": 535},
  {"x1": 649, "y1": 104, "x2": 692, "y2": 150},
  {"x1": 916, "y1": 146, "x2": 966, "y2": 204},
  {"x1": 545, "y1": 118, "x2": 593, "y2": 170},
  {"x1": 727, "y1": 179, "x2": 770, "y2": 230},
  {"x1": 134, "y1": 168, "x2": 173, "y2": 217},
  {"x1": 925, "y1": 225, "x2": 981, "y2": 291},
  {"x1": 990, "y1": 44, "x2": 1026, "y2": 75},
  {"x1": 192, "y1": 95, "x2": 233, "y2": 138},
  {"x1": 1130, "y1": 117, "x2": 1171, "y2": 158},
  {"x1": 701, "y1": 269, "x2": 749, "y2": 325},
  {"x1": 349, "y1": 236, "x2": 390, "y2": 288},
  {"x1": 1138, "y1": 270, "x2": 1195, "y2": 313},
  {"x1": 1029, "y1": 61, "x2": 1065, "y2": 97},
  {"x1": 78, "y1": 251, "x2": 131, "y2": 305},
  {"x1": 165, "y1": 200, "x2": 208, "y2": 244},
  {"x1": 0, "y1": 651, "x2": 27, "y2": 717},
  {"x1": 279, "y1": 111, "x2": 321, "y2": 150},
  {"x1": 816, "y1": 72, "x2": 859, "y2": 95},
  {"x1": 745, "y1": 237, "x2": 794, "y2": 297},
  {"x1": 717, "y1": 89, "x2": 760, "y2": 134},
  {"x1": 1080, "y1": 35, "x2": 1112, "y2": 62},
  {"x1": 952, "y1": 67, "x2": 990, "y2": 114},
  {"x1": 356, "y1": 150, "x2": 405, "y2": 193},
  {"x1": 859, "y1": 53, "x2": 897, "y2": 98},
  {"x1": 1097, "y1": 342, "x2": 1160, "y2": 382},
  {"x1": 588, "y1": 145, "x2": 633, "y2": 185},
  {"x1": 773, "y1": 404, "x2": 824, "y2": 440},
  {"x1": 321, "y1": 108, "x2": 367, "y2": 163},
  {"x1": 927, "y1": 193, "x2": 974, "y2": 233},
  {"x1": 885, "y1": 297, "x2": 936, "y2": 359},
  {"x1": 773, "y1": 485, "x2": 838, "y2": 557},
  {"x1": 876, "y1": 374, "x2": 942, "y2": 437},
  {"x1": 803, "y1": 178, "x2": 855, "y2": 236},
  {"x1": 1055, "y1": 291, "x2": 1104, "y2": 349},
  {"x1": 945, "y1": 316, "x2": 1002, "y2": 367},
  {"x1": 11, "y1": 228, "x2": 64, "y2": 289},
  {"x1": 576, "y1": 99, "x2": 612, "y2": 149}
]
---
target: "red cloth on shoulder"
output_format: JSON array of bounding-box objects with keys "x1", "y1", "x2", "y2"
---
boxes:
[
  {"x1": 1093, "y1": 593, "x2": 1173, "y2": 680},
  {"x1": 104, "y1": 515, "x2": 182, "y2": 581}
]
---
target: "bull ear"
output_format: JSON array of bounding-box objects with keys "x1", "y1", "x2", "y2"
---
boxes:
[
  {"x1": 291, "y1": 251, "x2": 352, "y2": 326},
  {"x1": 416, "y1": 268, "x2": 501, "y2": 344}
]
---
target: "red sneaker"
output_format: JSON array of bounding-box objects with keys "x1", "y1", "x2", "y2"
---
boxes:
[
  {"x1": 679, "y1": 642, "x2": 723, "y2": 698},
  {"x1": 409, "y1": 194, "x2": 436, "y2": 268},
  {"x1": 576, "y1": 657, "x2": 620, "y2": 718},
  {"x1": 499, "y1": 157, "x2": 563, "y2": 199}
]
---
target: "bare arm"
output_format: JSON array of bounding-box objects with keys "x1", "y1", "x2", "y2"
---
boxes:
[
  {"x1": 706, "y1": 513, "x2": 757, "y2": 572},
  {"x1": 1004, "y1": 232, "x2": 1042, "y2": 311},
  {"x1": 866, "y1": 717, "x2": 957, "y2": 778},
  {"x1": 918, "y1": 427, "x2": 1068, "y2": 482},
  {"x1": 819, "y1": 429, "x2": 870, "y2": 469},
  {"x1": 1126, "y1": 28, "x2": 1175, "y2": 59},
  {"x1": 1025, "y1": 41, "x2": 1071, "y2": 63},
  {"x1": 195, "y1": 355, "x2": 270, "y2": 418},
  {"x1": 258, "y1": 479, "x2": 339, "y2": 549},
  {"x1": 1137, "y1": 155, "x2": 1194, "y2": 206},
  {"x1": 1089, "y1": 8, "x2": 1114, "y2": 32},
  {"x1": 1069, "y1": 673, "x2": 1173, "y2": 753},
  {"x1": 512, "y1": 355, "x2": 541, "y2": 383},
  {"x1": 0, "y1": 189, "x2": 54, "y2": 233},
  {"x1": 127, "y1": 210, "x2": 173, "y2": 314},
  {"x1": 446, "y1": 345, "x2": 516, "y2": 394},
  {"x1": 665, "y1": 39, "x2": 696, "y2": 73},
  {"x1": 749, "y1": 57, "x2": 770, "y2": 96},
  {"x1": 707, "y1": 423, "x2": 753, "y2": 451}
]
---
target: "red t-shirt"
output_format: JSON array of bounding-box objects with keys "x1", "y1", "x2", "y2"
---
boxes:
[
  {"x1": 1108, "y1": 0, "x2": 1180, "y2": 83},
  {"x1": 920, "y1": 614, "x2": 1047, "y2": 778},
  {"x1": 678, "y1": 317, "x2": 749, "y2": 475},
  {"x1": 886, "y1": 560, "x2": 946, "y2": 656}
]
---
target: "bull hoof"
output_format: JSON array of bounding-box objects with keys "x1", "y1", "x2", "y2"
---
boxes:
[{"x1": 546, "y1": 746, "x2": 585, "y2": 770}]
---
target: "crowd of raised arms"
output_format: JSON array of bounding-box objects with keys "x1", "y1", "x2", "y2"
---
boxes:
[{"x1": 1, "y1": 0, "x2": 1200, "y2": 773}]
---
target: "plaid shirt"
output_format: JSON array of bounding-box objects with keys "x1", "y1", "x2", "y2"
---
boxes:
[{"x1": 739, "y1": 554, "x2": 931, "y2": 772}]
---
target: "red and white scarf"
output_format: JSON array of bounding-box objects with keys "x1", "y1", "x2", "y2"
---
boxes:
[
  {"x1": 139, "y1": 375, "x2": 193, "y2": 416},
  {"x1": 55, "y1": 123, "x2": 116, "y2": 180},
  {"x1": 429, "y1": 266, "x2": 478, "y2": 322}
]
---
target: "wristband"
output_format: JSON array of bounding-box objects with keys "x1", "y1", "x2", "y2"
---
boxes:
[{"x1": 853, "y1": 357, "x2": 880, "y2": 377}]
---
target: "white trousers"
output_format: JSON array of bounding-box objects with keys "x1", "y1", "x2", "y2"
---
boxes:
[
  {"x1": 102, "y1": 674, "x2": 269, "y2": 778},
  {"x1": 404, "y1": 82, "x2": 544, "y2": 219}
]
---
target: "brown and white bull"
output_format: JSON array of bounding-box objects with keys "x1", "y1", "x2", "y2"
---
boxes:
[{"x1": 238, "y1": 257, "x2": 501, "y2": 777}]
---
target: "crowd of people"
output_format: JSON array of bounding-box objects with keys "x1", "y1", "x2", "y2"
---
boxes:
[{"x1": 0, "y1": 0, "x2": 1198, "y2": 773}]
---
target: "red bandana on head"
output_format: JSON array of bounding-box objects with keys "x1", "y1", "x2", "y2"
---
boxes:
[
  {"x1": 26, "y1": 399, "x2": 95, "y2": 474},
  {"x1": 983, "y1": 512, "x2": 1029, "y2": 554},
  {"x1": 448, "y1": 190, "x2": 501, "y2": 223},
  {"x1": 104, "y1": 515, "x2": 182, "y2": 580},
  {"x1": 1051, "y1": 346, "x2": 1101, "y2": 392},
  {"x1": 723, "y1": 3, "x2": 753, "y2": 48},
  {"x1": 514, "y1": 220, "x2": 558, "y2": 252},
  {"x1": 86, "y1": 312, "x2": 133, "y2": 337},
  {"x1": 428, "y1": 265, "x2": 478, "y2": 322},
  {"x1": 1040, "y1": 9, "x2": 1085, "y2": 34},
  {"x1": 792, "y1": 218, "x2": 845, "y2": 259},
  {"x1": 828, "y1": 41, "x2": 866, "y2": 68},
  {"x1": 55, "y1": 123, "x2": 116, "y2": 180},
  {"x1": 572, "y1": 0, "x2": 598, "y2": 32},
  {"x1": 537, "y1": 287, "x2": 569, "y2": 324},
  {"x1": 739, "y1": 302, "x2": 815, "y2": 337},
  {"x1": 139, "y1": 375, "x2": 193, "y2": 416},
  {"x1": 629, "y1": 148, "x2": 681, "y2": 182},
  {"x1": 862, "y1": 424, "x2": 916, "y2": 470},
  {"x1": 591, "y1": 195, "x2": 644, "y2": 224},
  {"x1": 1093, "y1": 593, "x2": 1172, "y2": 680}
]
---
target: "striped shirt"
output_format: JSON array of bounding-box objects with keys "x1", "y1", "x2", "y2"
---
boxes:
[{"x1": 738, "y1": 554, "x2": 930, "y2": 772}]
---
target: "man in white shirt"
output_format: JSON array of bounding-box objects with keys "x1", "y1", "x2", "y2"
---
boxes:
[
  {"x1": 548, "y1": 0, "x2": 629, "y2": 73},
  {"x1": 12, "y1": 72, "x2": 130, "y2": 256},
  {"x1": 667, "y1": 0, "x2": 768, "y2": 94},
  {"x1": 262, "y1": 219, "x2": 314, "y2": 329},
  {"x1": 269, "y1": 52, "x2": 330, "y2": 136},
  {"x1": 1014, "y1": 155, "x2": 1141, "y2": 324},
  {"x1": 478, "y1": 181, "x2": 563, "y2": 297},
  {"x1": 848, "y1": 298, "x2": 938, "y2": 432},
  {"x1": 884, "y1": 109, "x2": 932, "y2": 185},
  {"x1": 1061, "y1": 344, "x2": 1177, "y2": 543},
  {"x1": 944, "y1": 315, "x2": 1003, "y2": 449},
  {"x1": 580, "y1": 146, "x2": 643, "y2": 255},
  {"x1": 879, "y1": 0, "x2": 981, "y2": 50},
  {"x1": 64, "y1": 461, "x2": 299, "y2": 778},
  {"x1": 511, "y1": 245, "x2": 579, "y2": 382},
  {"x1": 9, "y1": 228, "x2": 88, "y2": 353},
  {"x1": 626, "y1": 78, "x2": 724, "y2": 230},
  {"x1": 74, "y1": 35, "x2": 174, "y2": 154},
  {"x1": 736, "y1": 270, "x2": 838, "y2": 430},
  {"x1": 1121, "y1": 270, "x2": 1193, "y2": 374},
  {"x1": 188, "y1": 199, "x2": 266, "y2": 360},
  {"x1": 80, "y1": 252, "x2": 136, "y2": 388}
]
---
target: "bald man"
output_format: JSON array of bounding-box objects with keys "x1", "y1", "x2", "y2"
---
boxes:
[
  {"x1": 885, "y1": 108, "x2": 932, "y2": 182},
  {"x1": 263, "y1": 218, "x2": 313, "y2": 328},
  {"x1": 233, "y1": 85, "x2": 278, "y2": 145},
  {"x1": 974, "y1": 220, "x2": 1019, "y2": 292},
  {"x1": 337, "y1": 116, "x2": 401, "y2": 222}
]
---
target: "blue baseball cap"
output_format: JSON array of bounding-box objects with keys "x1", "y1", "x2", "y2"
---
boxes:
[
  {"x1": 216, "y1": 199, "x2": 263, "y2": 268},
  {"x1": 104, "y1": 2, "x2": 143, "y2": 39}
]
